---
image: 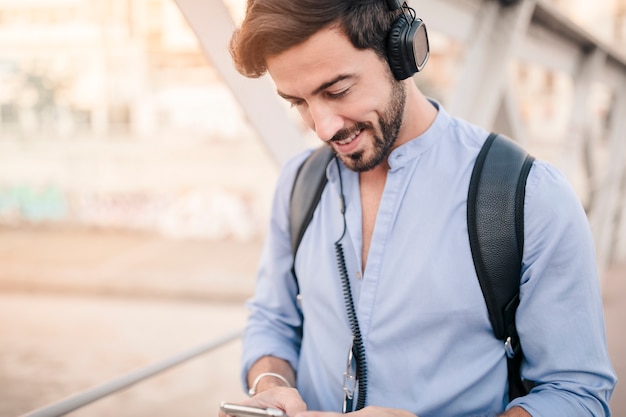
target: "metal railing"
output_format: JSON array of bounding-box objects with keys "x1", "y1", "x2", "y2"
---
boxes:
[{"x1": 18, "y1": 330, "x2": 243, "y2": 417}]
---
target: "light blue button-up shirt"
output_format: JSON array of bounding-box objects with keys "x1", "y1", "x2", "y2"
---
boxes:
[{"x1": 242, "y1": 102, "x2": 616, "y2": 416}]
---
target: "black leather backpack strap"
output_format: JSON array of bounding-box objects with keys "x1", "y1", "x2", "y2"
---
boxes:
[
  {"x1": 289, "y1": 146, "x2": 334, "y2": 293},
  {"x1": 467, "y1": 133, "x2": 535, "y2": 400}
]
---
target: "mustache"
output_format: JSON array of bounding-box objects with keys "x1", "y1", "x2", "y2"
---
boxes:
[{"x1": 330, "y1": 122, "x2": 372, "y2": 143}]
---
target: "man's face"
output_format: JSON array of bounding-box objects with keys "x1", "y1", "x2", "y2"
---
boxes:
[{"x1": 266, "y1": 26, "x2": 407, "y2": 172}]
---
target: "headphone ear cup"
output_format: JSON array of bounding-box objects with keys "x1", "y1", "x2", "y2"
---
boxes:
[{"x1": 386, "y1": 16, "x2": 417, "y2": 80}]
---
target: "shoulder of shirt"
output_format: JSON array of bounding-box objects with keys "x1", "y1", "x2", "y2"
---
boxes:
[{"x1": 524, "y1": 158, "x2": 584, "y2": 216}]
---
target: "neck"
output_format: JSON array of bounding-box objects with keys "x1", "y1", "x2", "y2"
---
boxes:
[{"x1": 396, "y1": 82, "x2": 437, "y2": 147}]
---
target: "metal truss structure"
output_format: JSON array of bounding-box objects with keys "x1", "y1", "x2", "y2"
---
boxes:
[{"x1": 174, "y1": 0, "x2": 626, "y2": 284}]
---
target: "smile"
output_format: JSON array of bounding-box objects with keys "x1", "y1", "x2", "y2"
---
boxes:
[{"x1": 334, "y1": 129, "x2": 362, "y2": 145}]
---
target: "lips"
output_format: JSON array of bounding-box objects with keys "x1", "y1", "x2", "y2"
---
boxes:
[
  {"x1": 336, "y1": 129, "x2": 361, "y2": 145},
  {"x1": 331, "y1": 128, "x2": 363, "y2": 153}
]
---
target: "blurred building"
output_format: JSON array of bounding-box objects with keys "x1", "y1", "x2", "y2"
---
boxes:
[
  {"x1": 0, "y1": 0, "x2": 248, "y2": 138},
  {"x1": 0, "y1": 0, "x2": 623, "y2": 241},
  {"x1": 0, "y1": 0, "x2": 278, "y2": 240}
]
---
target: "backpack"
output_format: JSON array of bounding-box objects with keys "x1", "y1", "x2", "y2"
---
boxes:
[{"x1": 289, "y1": 132, "x2": 535, "y2": 401}]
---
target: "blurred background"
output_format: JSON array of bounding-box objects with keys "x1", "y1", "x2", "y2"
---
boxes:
[{"x1": 0, "y1": 0, "x2": 624, "y2": 416}]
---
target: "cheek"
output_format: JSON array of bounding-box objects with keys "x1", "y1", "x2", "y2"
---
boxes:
[{"x1": 346, "y1": 91, "x2": 385, "y2": 120}]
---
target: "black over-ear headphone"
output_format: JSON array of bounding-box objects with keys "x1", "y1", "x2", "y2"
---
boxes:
[{"x1": 384, "y1": 0, "x2": 430, "y2": 80}]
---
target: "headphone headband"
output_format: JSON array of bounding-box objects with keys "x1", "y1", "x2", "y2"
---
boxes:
[{"x1": 385, "y1": 0, "x2": 402, "y2": 11}]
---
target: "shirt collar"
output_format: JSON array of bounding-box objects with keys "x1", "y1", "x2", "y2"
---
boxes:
[{"x1": 387, "y1": 98, "x2": 451, "y2": 169}]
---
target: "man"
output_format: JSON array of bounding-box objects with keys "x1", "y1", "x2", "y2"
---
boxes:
[{"x1": 224, "y1": 0, "x2": 616, "y2": 416}]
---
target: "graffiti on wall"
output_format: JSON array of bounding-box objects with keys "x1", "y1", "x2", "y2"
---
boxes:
[
  {"x1": 0, "y1": 186, "x2": 68, "y2": 223},
  {"x1": 0, "y1": 185, "x2": 260, "y2": 241}
]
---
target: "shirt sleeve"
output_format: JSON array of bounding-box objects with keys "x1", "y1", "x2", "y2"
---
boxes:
[
  {"x1": 507, "y1": 160, "x2": 617, "y2": 416},
  {"x1": 239, "y1": 149, "x2": 313, "y2": 392}
]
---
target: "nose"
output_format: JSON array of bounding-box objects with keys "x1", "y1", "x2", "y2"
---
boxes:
[{"x1": 306, "y1": 101, "x2": 344, "y2": 142}]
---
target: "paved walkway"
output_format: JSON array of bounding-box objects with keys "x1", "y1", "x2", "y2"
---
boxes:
[
  {"x1": 0, "y1": 227, "x2": 261, "y2": 301},
  {"x1": 0, "y1": 227, "x2": 624, "y2": 415},
  {"x1": 0, "y1": 228, "x2": 259, "y2": 417}
]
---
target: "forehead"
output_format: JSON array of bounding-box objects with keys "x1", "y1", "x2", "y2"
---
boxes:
[{"x1": 266, "y1": 26, "x2": 383, "y2": 94}]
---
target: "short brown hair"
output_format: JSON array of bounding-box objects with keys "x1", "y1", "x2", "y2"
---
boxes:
[{"x1": 229, "y1": 0, "x2": 400, "y2": 78}]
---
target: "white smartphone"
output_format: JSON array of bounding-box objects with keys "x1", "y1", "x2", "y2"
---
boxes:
[{"x1": 220, "y1": 402, "x2": 286, "y2": 417}]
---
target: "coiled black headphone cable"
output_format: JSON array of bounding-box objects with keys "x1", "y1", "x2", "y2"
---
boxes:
[{"x1": 334, "y1": 157, "x2": 368, "y2": 411}]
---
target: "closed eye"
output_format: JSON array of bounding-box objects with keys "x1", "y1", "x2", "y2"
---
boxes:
[{"x1": 325, "y1": 88, "x2": 349, "y2": 100}]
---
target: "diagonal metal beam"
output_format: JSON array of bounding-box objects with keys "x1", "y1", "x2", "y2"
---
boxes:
[
  {"x1": 173, "y1": 0, "x2": 308, "y2": 166},
  {"x1": 445, "y1": 0, "x2": 536, "y2": 128},
  {"x1": 589, "y1": 81, "x2": 626, "y2": 284},
  {"x1": 561, "y1": 48, "x2": 607, "y2": 181},
  {"x1": 493, "y1": 83, "x2": 528, "y2": 145}
]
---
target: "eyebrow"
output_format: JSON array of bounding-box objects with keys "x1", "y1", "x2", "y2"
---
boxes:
[{"x1": 277, "y1": 74, "x2": 355, "y2": 101}]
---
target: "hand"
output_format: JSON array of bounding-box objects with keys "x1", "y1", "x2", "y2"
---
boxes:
[
  {"x1": 219, "y1": 387, "x2": 307, "y2": 417},
  {"x1": 296, "y1": 406, "x2": 417, "y2": 417}
]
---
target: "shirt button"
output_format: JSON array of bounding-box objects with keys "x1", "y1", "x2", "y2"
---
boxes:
[{"x1": 356, "y1": 272, "x2": 362, "y2": 280}]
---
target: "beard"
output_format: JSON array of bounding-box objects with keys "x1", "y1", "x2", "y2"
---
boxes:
[{"x1": 329, "y1": 77, "x2": 406, "y2": 172}]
